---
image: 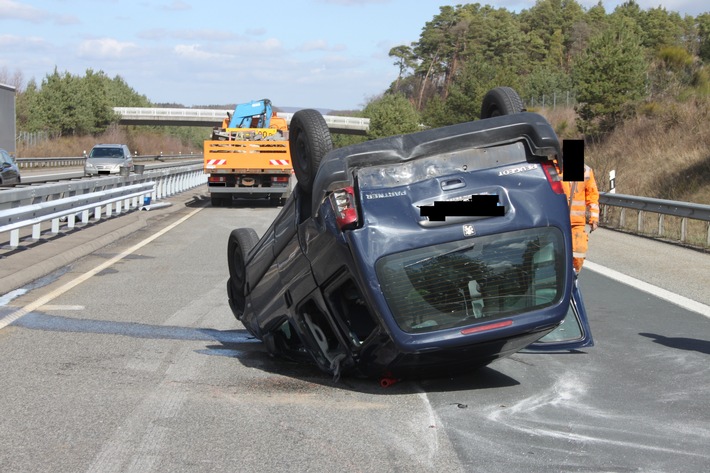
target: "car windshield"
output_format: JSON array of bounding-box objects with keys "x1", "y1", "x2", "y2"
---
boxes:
[
  {"x1": 376, "y1": 227, "x2": 565, "y2": 333},
  {"x1": 90, "y1": 148, "x2": 123, "y2": 158}
]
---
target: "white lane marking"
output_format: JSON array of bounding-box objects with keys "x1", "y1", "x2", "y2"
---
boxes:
[
  {"x1": 0, "y1": 207, "x2": 203, "y2": 330},
  {"x1": 585, "y1": 260, "x2": 710, "y2": 319},
  {"x1": 37, "y1": 305, "x2": 85, "y2": 311}
]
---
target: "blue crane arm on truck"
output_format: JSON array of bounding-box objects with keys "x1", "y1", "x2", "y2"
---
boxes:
[{"x1": 226, "y1": 99, "x2": 273, "y2": 129}]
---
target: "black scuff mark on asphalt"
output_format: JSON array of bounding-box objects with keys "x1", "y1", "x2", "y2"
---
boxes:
[{"x1": 12, "y1": 311, "x2": 259, "y2": 345}]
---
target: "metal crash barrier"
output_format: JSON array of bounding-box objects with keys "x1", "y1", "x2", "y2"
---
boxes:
[
  {"x1": 0, "y1": 164, "x2": 206, "y2": 249},
  {"x1": 600, "y1": 192, "x2": 710, "y2": 248}
]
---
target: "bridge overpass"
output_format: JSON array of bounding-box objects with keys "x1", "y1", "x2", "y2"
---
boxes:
[{"x1": 113, "y1": 107, "x2": 369, "y2": 135}]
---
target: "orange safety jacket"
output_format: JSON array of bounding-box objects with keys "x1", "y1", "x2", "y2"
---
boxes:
[{"x1": 561, "y1": 164, "x2": 599, "y2": 226}]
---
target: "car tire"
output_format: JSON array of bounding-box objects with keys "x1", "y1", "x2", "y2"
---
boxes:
[
  {"x1": 480, "y1": 87, "x2": 525, "y2": 119},
  {"x1": 227, "y1": 228, "x2": 259, "y2": 320},
  {"x1": 289, "y1": 109, "x2": 333, "y2": 193}
]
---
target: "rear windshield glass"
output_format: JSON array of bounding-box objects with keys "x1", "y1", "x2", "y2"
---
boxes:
[
  {"x1": 376, "y1": 227, "x2": 565, "y2": 333},
  {"x1": 90, "y1": 148, "x2": 124, "y2": 158}
]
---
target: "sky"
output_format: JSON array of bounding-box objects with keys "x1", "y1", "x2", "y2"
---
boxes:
[{"x1": 1, "y1": 0, "x2": 707, "y2": 111}]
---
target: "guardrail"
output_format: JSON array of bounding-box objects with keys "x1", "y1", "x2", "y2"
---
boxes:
[
  {"x1": 600, "y1": 192, "x2": 710, "y2": 248},
  {"x1": 0, "y1": 164, "x2": 206, "y2": 249},
  {"x1": 15, "y1": 153, "x2": 201, "y2": 169}
]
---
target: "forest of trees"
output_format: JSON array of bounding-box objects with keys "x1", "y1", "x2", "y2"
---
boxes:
[
  {"x1": 4, "y1": 0, "x2": 710, "y2": 144},
  {"x1": 379, "y1": 0, "x2": 709, "y2": 138}
]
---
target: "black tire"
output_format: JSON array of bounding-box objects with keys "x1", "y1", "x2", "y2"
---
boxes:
[
  {"x1": 227, "y1": 228, "x2": 259, "y2": 320},
  {"x1": 289, "y1": 109, "x2": 333, "y2": 193},
  {"x1": 480, "y1": 86, "x2": 525, "y2": 119}
]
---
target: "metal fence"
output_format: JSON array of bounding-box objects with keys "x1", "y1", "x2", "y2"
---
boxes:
[
  {"x1": 527, "y1": 92, "x2": 576, "y2": 110},
  {"x1": 600, "y1": 193, "x2": 710, "y2": 249},
  {"x1": 0, "y1": 164, "x2": 206, "y2": 249},
  {"x1": 15, "y1": 153, "x2": 201, "y2": 169}
]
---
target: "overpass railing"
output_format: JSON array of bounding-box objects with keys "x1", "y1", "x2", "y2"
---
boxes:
[
  {"x1": 0, "y1": 164, "x2": 205, "y2": 249},
  {"x1": 600, "y1": 193, "x2": 710, "y2": 249}
]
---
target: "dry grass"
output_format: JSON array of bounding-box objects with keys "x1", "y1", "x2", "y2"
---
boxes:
[
  {"x1": 17, "y1": 125, "x2": 202, "y2": 158},
  {"x1": 584, "y1": 98, "x2": 710, "y2": 205},
  {"x1": 534, "y1": 99, "x2": 710, "y2": 206}
]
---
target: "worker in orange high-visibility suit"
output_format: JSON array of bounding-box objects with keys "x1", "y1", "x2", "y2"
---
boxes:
[{"x1": 561, "y1": 164, "x2": 600, "y2": 274}]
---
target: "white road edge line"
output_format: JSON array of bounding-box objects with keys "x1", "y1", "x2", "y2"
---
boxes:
[
  {"x1": 585, "y1": 260, "x2": 710, "y2": 319},
  {"x1": 0, "y1": 207, "x2": 204, "y2": 330}
]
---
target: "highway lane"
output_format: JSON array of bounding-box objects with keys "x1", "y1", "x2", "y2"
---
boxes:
[{"x1": 0, "y1": 194, "x2": 708, "y2": 472}]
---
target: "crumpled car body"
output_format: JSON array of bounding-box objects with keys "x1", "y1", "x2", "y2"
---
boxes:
[{"x1": 228, "y1": 109, "x2": 593, "y2": 383}]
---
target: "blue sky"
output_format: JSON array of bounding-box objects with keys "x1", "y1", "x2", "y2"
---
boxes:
[{"x1": 1, "y1": 0, "x2": 706, "y2": 111}]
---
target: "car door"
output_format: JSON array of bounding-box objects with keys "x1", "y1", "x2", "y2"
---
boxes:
[{"x1": 525, "y1": 283, "x2": 594, "y2": 351}]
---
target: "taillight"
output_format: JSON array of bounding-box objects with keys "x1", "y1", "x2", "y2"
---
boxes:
[
  {"x1": 329, "y1": 186, "x2": 359, "y2": 230},
  {"x1": 541, "y1": 161, "x2": 564, "y2": 195},
  {"x1": 271, "y1": 176, "x2": 289, "y2": 183},
  {"x1": 208, "y1": 176, "x2": 226, "y2": 183}
]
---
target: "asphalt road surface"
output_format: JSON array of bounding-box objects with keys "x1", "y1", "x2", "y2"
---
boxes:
[{"x1": 1, "y1": 189, "x2": 708, "y2": 472}]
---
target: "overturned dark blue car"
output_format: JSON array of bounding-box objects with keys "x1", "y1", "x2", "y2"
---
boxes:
[{"x1": 227, "y1": 87, "x2": 593, "y2": 384}]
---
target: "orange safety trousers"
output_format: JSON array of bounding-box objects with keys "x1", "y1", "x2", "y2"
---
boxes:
[{"x1": 571, "y1": 225, "x2": 588, "y2": 272}]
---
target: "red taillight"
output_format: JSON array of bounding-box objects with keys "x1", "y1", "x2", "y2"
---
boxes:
[
  {"x1": 460, "y1": 319, "x2": 513, "y2": 335},
  {"x1": 330, "y1": 186, "x2": 359, "y2": 229},
  {"x1": 541, "y1": 161, "x2": 564, "y2": 195},
  {"x1": 271, "y1": 176, "x2": 289, "y2": 183},
  {"x1": 208, "y1": 176, "x2": 226, "y2": 183}
]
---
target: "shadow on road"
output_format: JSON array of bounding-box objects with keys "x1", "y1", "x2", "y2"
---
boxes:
[{"x1": 639, "y1": 332, "x2": 710, "y2": 355}]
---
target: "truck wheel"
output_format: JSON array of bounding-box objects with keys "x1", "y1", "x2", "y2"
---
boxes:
[
  {"x1": 227, "y1": 228, "x2": 259, "y2": 320},
  {"x1": 480, "y1": 87, "x2": 525, "y2": 119},
  {"x1": 289, "y1": 109, "x2": 332, "y2": 193}
]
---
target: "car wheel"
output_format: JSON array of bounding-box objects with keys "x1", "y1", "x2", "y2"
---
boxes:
[
  {"x1": 227, "y1": 228, "x2": 259, "y2": 320},
  {"x1": 289, "y1": 109, "x2": 333, "y2": 193},
  {"x1": 480, "y1": 86, "x2": 525, "y2": 119}
]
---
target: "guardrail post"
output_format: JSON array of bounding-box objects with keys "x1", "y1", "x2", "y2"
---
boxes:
[
  {"x1": 68, "y1": 214, "x2": 76, "y2": 229},
  {"x1": 658, "y1": 214, "x2": 664, "y2": 237},
  {"x1": 10, "y1": 229, "x2": 19, "y2": 247},
  {"x1": 51, "y1": 217, "x2": 59, "y2": 234},
  {"x1": 32, "y1": 224, "x2": 41, "y2": 240},
  {"x1": 637, "y1": 210, "x2": 643, "y2": 233},
  {"x1": 620, "y1": 208, "x2": 626, "y2": 228},
  {"x1": 82, "y1": 210, "x2": 90, "y2": 224},
  {"x1": 681, "y1": 218, "x2": 687, "y2": 242}
]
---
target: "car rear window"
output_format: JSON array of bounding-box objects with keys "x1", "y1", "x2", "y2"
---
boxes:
[{"x1": 376, "y1": 227, "x2": 565, "y2": 333}]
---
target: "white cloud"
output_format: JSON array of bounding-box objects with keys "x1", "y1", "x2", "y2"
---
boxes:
[
  {"x1": 0, "y1": 33, "x2": 48, "y2": 48},
  {"x1": 78, "y1": 38, "x2": 140, "y2": 59},
  {"x1": 301, "y1": 40, "x2": 329, "y2": 51},
  {"x1": 174, "y1": 44, "x2": 226, "y2": 60},
  {"x1": 0, "y1": 0, "x2": 49, "y2": 22},
  {"x1": 162, "y1": 0, "x2": 191, "y2": 11}
]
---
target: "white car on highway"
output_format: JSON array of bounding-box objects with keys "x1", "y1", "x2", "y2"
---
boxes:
[{"x1": 84, "y1": 144, "x2": 133, "y2": 176}]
